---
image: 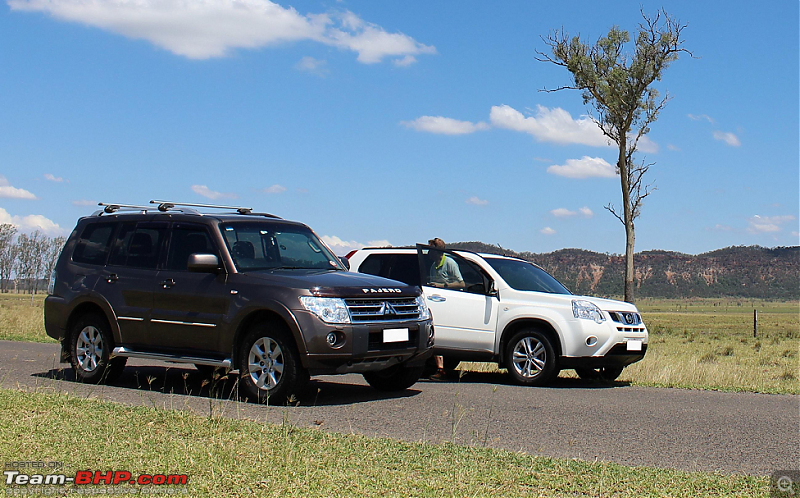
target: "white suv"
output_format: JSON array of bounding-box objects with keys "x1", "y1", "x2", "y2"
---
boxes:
[{"x1": 345, "y1": 245, "x2": 648, "y2": 385}]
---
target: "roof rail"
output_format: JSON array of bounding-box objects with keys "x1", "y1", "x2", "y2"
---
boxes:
[
  {"x1": 149, "y1": 200, "x2": 281, "y2": 218},
  {"x1": 96, "y1": 203, "x2": 153, "y2": 214},
  {"x1": 150, "y1": 200, "x2": 253, "y2": 215}
]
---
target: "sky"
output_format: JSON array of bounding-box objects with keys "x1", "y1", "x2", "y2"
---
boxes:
[{"x1": 0, "y1": 0, "x2": 797, "y2": 256}]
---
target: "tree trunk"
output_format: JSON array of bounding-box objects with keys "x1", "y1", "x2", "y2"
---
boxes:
[{"x1": 618, "y1": 138, "x2": 636, "y2": 304}]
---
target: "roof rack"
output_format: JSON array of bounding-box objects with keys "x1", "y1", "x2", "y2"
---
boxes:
[
  {"x1": 150, "y1": 200, "x2": 253, "y2": 215},
  {"x1": 150, "y1": 200, "x2": 281, "y2": 218},
  {"x1": 95, "y1": 203, "x2": 153, "y2": 214},
  {"x1": 91, "y1": 201, "x2": 281, "y2": 219}
]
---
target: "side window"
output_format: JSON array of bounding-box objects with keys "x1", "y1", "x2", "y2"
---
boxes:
[
  {"x1": 421, "y1": 249, "x2": 487, "y2": 295},
  {"x1": 358, "y1": 254, "x2": 392, "y2": 278},
  {"x1": 108, "y1": 223, "x2": 166, "y2": 269},
  {"x1": 386, "y1": 254, "x2": 421, "y2": 286},
  {"x1": 72, "y1": 223, "x2": 116, "y2": 265},
  {"x1": 166, "y1": 225, "x2": 217, "y2": 271}
]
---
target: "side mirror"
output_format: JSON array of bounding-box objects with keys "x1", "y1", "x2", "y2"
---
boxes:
[
  {"x1": 187, "y1": 253, "x2": 221, "y2": 273},
  {"x1": 339, "y1": 256, "x2": 350, "y2": 271},
  {"x1": 487, "y1": 279, "x2": 499, "y2": 298}
]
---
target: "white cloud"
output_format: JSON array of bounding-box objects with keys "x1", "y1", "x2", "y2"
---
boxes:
[
  {"x1": 393, "y1": 55, "x2": 416, "y2": 67},
  {"x1": 550, "y1": 208, "x2": 576, "y2": 218},
  {"x1": 712, "y1": 224, "x2": 732, "y2": 231},
  {"x1": 489, "y1": 104, "x2": 609, "y2": 147},
  {"x1": 0, "y1": 207, "x2": 63, "y2": 235},
  {"x1": 9, "y1": 0, "x2": 435, "y2": 64},
  {"x1": 263, "y1": 184, "x2": 287, "y2": 194},
  {"x1": 637, "y1": 136, "x2": 659, "y2": 154},
  {"x1": 540, "y1": 227, "x2": 556, "y2": 235},
  {"x1": 667, "y1": 144, "x2": 680, "y2": 151},
  {"x1": 551, "y1": 206, "x2": 593, "y2": 218},
  {"x1": 546, "y1": 156, "x2": 616, "y2": 179},
  {"x1": 747, "y1": 215, "x2": 795, "y2": 234},
  {"x1": 72, "y1": 199, "x2": 98, "y2": 207},
  {"x1": 791, "y1": 231, "x2": 800, "y2": 238},
  {"x1": 465, "y1": 196, "x2": 489, "y2": 206},
  {"x1": 321, "y1": 235, "x2": 391, "y2": 254},
  {"x1": 0, "y1": 175, "x2": 37, "y2": 199},
  {"x1": 713, "y1": 131, "x2": 741, "y2": 147},
  {"x1": 294, "y1": 56, "x2": 327, "y2": 76},
  {"x1": 401, "y1": 116, "x2": 490, "y2": 135},
  {"x1": 44, "y1": 173, "x2": 65, "y2": 183},
  {"x1": 191, "y1": 184, "x2": 237, "y2": 200},
  {"x1": 688, "y1": 113, "x2": 714, "y2": 123}
]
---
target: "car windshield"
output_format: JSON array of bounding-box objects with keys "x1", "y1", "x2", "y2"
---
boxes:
[
  {"x1": 220, "y1": 222, "x2": 343, "y2": 272},
  {"x1": 485, "y1": 257, "x2": 571, "y2": 294}
]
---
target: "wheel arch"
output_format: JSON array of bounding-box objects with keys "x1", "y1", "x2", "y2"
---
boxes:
[
  {"x1": 498, "y1": 318, "x2": 563, "y2": 367},
  {"x1": 65, "y1": 299, "x2": 117, "y2": 349},
  {"x1": 231, "y1": 306, "x2": 308, "y2": 368}
]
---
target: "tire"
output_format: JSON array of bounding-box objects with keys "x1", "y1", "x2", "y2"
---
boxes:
[
  {"x1": 70, "y1": 313, "x2": 127, "y2": 384},
  {"x1": 575, "y1": 366, "x2": 624, "y2": 382},
  {"x1": 237, "y1": 322, "x2": 307, "y2": 405},
  {"x1": 363, "y1": 364, "x2": 425, "y2": 391},
  {"x1": 504, "y1": 329, "x2": 558, "y2": 386}
]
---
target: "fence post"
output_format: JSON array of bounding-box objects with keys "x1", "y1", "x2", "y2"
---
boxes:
[{"x1": 753, "y1": 309, "x2": 758, "y2": 338}]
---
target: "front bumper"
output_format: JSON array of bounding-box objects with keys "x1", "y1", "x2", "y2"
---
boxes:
[
  {"x1": 559, "y1": 313, "x2": 648, "y2": 368},
  {"x1": 292, "y1": 310, "x2": 435, "y2": 375},
  {"x1": 559, "y1": 343, "x2": 648, "y2": 368}
]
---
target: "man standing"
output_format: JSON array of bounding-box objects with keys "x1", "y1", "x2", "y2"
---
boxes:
[{"x1": 427, "y1": 238, "x2": 464, "y2": 380}]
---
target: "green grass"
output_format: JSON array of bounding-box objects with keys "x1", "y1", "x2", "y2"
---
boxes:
[
  {"x1": 3, "y1": 294, "x2": 798, "y2": 394},
  {"x1": 0, "y1": 293, "x2": 53, "y2": 343},
  {"x1": 0, "y1": 388, "x2": 769, "y2": 497}
]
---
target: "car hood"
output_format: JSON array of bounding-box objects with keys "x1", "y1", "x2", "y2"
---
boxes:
[
  {"x1": 241, "y1": 269, "x2": 420, "y2": 298},
  {"x1": 576, "y1": 295, "x2": 639, "y2": 312}
]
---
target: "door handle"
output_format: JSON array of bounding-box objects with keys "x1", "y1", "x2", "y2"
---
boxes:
[
  {"x1": 428, "y1": 295, "x2": 446, "y2": 302},
  {"x1": 106, "y1": 274, "x2": 118, "y2": 284},
  {"x1": 161, "y1": 278, "x2": 175, "y2": 289}
]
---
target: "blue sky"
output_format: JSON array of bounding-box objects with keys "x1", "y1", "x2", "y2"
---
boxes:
[{"x1": 0, "y1": 0, "x2": 797, "y2": 255}]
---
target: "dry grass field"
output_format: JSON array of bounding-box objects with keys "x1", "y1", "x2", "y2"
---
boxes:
[{"x1": 2, "y1": 293, "x2": 798, "y2": 394}]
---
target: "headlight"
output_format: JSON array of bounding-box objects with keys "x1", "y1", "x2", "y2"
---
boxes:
[
  {"x1": 416, "y1": 295, "x2": 431, "y2": 320},
  {"x1": 572, "y1": 300, "x2": 605, "y2": 324},
  {"x1": 299, "y1": 296, "x2": 351, "y2": 324}
]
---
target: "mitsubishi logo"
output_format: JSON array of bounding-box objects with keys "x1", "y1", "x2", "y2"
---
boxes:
[{"x1": 380, "y1": 302, "x2": 397, "y2": 316}]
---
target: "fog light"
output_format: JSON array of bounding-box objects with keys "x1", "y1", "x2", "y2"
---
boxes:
[
  {"x1": 326, "y1": 332, "x2": 337, "y2": 346},
  {"x1": 586, "y1": 336, "x2": 598, "y2": 347}
]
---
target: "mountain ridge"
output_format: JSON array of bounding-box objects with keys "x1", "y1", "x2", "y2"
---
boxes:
[{"x1": 447, "y1": 242, "x2": 799, "y2": 299}]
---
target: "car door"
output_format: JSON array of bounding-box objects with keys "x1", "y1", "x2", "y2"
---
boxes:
[
  {"x1": 416, "y1": 245, "x2": 498, "y2": 353},
  {"x1": 149, "y1": 223, "x2": 229, "y2": 355},
  {"x1": 102, "y1": 221, "x2": 165, "y2": 349}
]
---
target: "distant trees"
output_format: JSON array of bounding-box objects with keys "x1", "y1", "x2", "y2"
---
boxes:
[{"x1": 0, "y1": 225, "x2": 66, "y2": 295}]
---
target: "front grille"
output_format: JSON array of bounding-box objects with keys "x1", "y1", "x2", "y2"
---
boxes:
[
  {"x1": 344, "y1": 297, "x2": 420, "y2": 322},
  {"x1": 608, "y1": 311, "x2": 642, "y2": 326}
]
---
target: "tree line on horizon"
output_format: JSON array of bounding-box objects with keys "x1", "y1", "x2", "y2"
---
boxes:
[{"x1": 0, "y1": 224, "x2": 65, "y2": 295}]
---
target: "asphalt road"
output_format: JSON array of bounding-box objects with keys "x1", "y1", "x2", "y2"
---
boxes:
[{"x1": 1, "y1": 340, "x2": 797, "y2": 476}]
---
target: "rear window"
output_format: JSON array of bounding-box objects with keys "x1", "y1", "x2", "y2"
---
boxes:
[
  {"x1": 72, "y1": 223, "x2": 116, "y2": 265},
  {"x1": 359, "y1": 253, "x2": 420, "y2": 286}
]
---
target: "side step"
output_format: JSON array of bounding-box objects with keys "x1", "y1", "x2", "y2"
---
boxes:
[{"x1": 112, "y1": 347, "x2": 232, "y2": 369}]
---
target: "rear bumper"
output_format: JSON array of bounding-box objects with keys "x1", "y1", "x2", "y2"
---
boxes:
[{"x1": 559, "y1": 343, "x2": 648, "y2": 369}]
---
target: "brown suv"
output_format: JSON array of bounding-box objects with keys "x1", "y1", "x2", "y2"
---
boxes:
[{"x1": 45, "y1": 201, "x2": 433, "y2": 404}]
